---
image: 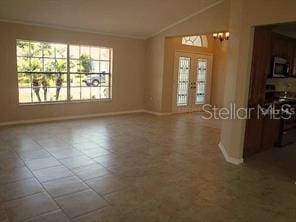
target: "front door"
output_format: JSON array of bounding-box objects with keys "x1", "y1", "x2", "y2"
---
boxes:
[{"x1": 173, "y1": 52, "x2": 213, "y2": 113}]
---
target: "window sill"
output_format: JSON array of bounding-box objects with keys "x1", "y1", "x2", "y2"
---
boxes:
[{"x1": 18, "y1": 98, "x2": 112, "y2": 106}]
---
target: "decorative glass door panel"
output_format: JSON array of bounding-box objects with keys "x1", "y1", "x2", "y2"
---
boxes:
[
  {"x1": 196, "y1": 59, "x2": 208, "y2": 104},
  {"x1": 177, "y1": 57, "x2": 190, "y2": 106},
  {"x1": 173, "y1": 52, "x2": 212, "y2": 112}
]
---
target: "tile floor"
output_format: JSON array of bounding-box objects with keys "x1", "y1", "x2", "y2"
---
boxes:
[{"x1": 0, "y1": 113, "x2": 295, "y2": 221}]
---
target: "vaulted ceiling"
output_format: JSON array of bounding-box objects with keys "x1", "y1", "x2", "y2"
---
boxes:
[{"x1": 0, "y1": 0, "x2": 221, "y2": 39}]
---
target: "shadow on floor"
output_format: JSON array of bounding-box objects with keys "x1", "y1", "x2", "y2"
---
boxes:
[{"x1": 244, "y1": 143, "x2": 296, "y2": 182}]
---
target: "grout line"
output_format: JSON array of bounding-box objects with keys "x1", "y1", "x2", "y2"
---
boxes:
[
  {"x1": 22, "y1": 209, "x2": 67, "y2": 222},
  {"x1": 0, "y1": 157, "x2": 65, "y2": 221},
  {"x1": 0, "y1": 178, "x2": 44, "y2": 203},
  {"x1": 4, "y1": 138, "x2": 95, "y2": 220},
  {"x1": 0, "y1": 112, "x2": 222, "y2": 220},
  {"x1": 49, "y1": 186, "x2": 89, "y2": 200},
  {"x1": 31, "y1": 140, "x2": 116, "y2": 219},
  {"x1": 12, "y1": 149, "x2": 70, "y2": 220}
]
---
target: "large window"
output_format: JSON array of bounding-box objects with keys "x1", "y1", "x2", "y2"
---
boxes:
[{"x1": 17, "y1": 40, "x2": 112, "y2": 104}]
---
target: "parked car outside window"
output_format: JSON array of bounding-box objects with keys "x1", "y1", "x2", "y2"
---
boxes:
[{"x1": 82, "y1": 72, "x2": 106, "y2": 87}]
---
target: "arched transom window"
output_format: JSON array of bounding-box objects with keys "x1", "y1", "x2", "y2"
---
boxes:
[{"x1": 182, "y1": 35, "x2": 208, "y2": 47}]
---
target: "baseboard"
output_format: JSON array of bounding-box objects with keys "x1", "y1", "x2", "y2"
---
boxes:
[
  {"x1": 218, "y1": 142, "x2": 244, "y2": 165},
  {"x1": 0, "y1": 109, "x2": 146, "y2": 127},
  {"x1": 143, "y1": 110, "x2": 173, "y2": 116},
  {"x1": 0, "y1": 109, "x2": 176, "y2": 126}
]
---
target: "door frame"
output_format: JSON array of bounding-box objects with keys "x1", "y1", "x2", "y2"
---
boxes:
[{"x1": 172, "y1": 50, "x2": 213, "y2": 113}]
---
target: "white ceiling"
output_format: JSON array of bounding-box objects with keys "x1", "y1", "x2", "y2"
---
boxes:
[{"x1": 0, "y1": 0, "x2": 220, "y2": 39}]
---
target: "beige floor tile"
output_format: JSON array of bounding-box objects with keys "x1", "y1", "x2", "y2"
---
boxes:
[
  {"x1": 0, "y1": 178, "x2": 43, "y2": 201},
  {"x1": 0, "y1": 113, "x2": 295, "y2": 222},
  {"x1": 71, "y1": 206, "x2": 122, "y2": 222},
  {"x1": 6, "y1": 138, "x2": 38, "y2": 147},
  {"x1": 24, "y1": 210, "x2": 69, "y2": 222},
  {"x1": 80, "y1": 148, "x2": 110, "y2": 158},
  {"x1": 25, "y1": 157, "x2": 61, "y2": 171},
  {"x1": 37, "y1": 139, "x2": 69, "y2": 148},
  {"x1": 169, "y1": 202, "x2": 240, "y2": 222},
  {"x1": 0, "y1": 167, "x2": 34, "y2": 185},
  {"x1": 92, "y1": 153, "x2": 124, "y2": 168},
  {"x1": 4, "y1": 192, "x2": 59, "y2": 222},
  {"x1": 71, "y1": 142, "x2": 101, "y2": 150},
  {"x1": 104, "y1": 188, "x2": 159, "y2": 214},
  {"x1": 33, "y1": 166, "x2": 73, "y2": 183},
  {"x1": 10, "y1": 142, "x2": 42, "y2": 153},
  {"x1": 0, "y1": 157, "x2": 25, "y2": 170},
  {"x1": 0, "y1": 206, "x2": 9, "y2": 222},
  {"x1": 94, "y1": 153, "x2": 149, "y2": 171},
  {"x1": 85, "y1": 175, "x2": 129, "y2": 195},
  {"x1": 55, "y1": 189, "x2": 108, "y2": 218},
  {"x1": 13, "y1": 146, "x2": 44, "y2": 154},
  {"x1": 61, "y1": 136, "x2": 93, "y2": 145},
  {"x1": 71, "y1": 163, "x2": 109, "y2": 181},
  {"x1": 47, "y1": 148, "x2": 84, "y2": 160},
  {"x1": 42, "y1": 176, "x2": 88, "y2": 198},
  {"x1": 118, "y1": 201, "x2": 171, "y2": 222},
  {"x1": 43, "y1": 144, "x2": 74, "y2": 151},
  {"x1": 0, "y1": 140, "x2": 12, "y2": 151},
  {"x1": 59, "y1": 156, "x2": 96, "y2": 169},
  {"x1": 0, "y1": 150, "x2": 18, "y2": 160},
  {"x1": 18, "y1": 149, "x2": 51, "y2": 161}
]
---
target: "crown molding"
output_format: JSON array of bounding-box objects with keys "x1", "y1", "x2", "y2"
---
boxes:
[{"x1": 0, "y1": 19, "x2": 147, "y2": 40}]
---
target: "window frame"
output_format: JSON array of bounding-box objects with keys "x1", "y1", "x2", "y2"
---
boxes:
[
  {"x1": 16, "y1": 39, "x2": 113, "y2": 105},
  {"x1": 181, "y1": 35, "x2": 208, "y2": 48}
]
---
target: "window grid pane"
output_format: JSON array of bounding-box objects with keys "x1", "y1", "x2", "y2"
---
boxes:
[
  {"x1": 69, "y1": 44, "x2": 112, "y2": 101},
  {"x1": 17, "y1": 40, "x2": 112, "y2": 104}
]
